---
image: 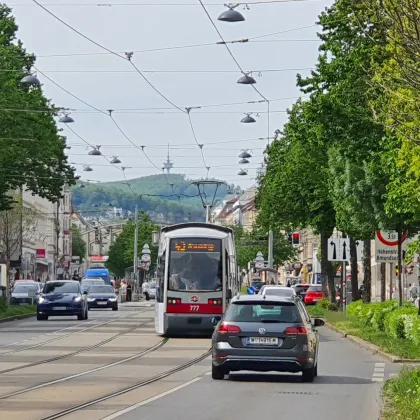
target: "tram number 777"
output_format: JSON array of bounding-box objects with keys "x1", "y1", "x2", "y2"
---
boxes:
[{"x1": 189, "y1": 305, "x2": 200, "y2": 312}]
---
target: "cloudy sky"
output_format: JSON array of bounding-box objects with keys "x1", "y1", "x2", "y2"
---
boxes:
[{"x1": 9, "y1": 0, "x2": 334, "y2": 190}]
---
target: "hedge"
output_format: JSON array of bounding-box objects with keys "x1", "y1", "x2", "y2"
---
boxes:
[{"x1": 344, "y1": 300, "x2": 420, "y2": 343}]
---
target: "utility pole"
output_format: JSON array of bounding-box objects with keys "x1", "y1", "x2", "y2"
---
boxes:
[
  {"x1": 268, "y1": 230, "x2": 274, "y2": 269},
  {"x1": 133, "y1": 205, "x2": 139, "y2": 294}
]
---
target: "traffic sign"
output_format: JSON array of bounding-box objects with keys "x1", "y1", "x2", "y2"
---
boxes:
[
  {"x1": 375, "y1": 230, "x2": 408, "y2": 263},
  {"x1": 328, "y1": 238, "x2": 350, "y2": 262},
  {"x1": 355, "y1": 240, "x2": 364, "y2": 262}
]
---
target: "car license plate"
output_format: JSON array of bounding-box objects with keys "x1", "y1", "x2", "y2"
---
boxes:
[
  {"x1": 98, "y1": 302, "x2": 107, "y2": 305},
  {"x1": 247, "y1": 337, "x2": 279, "y2": 345},
  {"x1": 313, "y1": 298, "x2": 321, "y2": 301},
  {"x1": 53, "y1": 307, "x2": 66, "y2": 310}
]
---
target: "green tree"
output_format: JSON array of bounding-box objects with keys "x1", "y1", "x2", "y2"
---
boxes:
[
  {"x1": 106, "y1": 212, "x2": 159, "y2": 276},
  {"x1": 256, "y1": 99, "x2": 337, "y2": 300},
  {"x1": 0, "y1": 5, "x2": 74, "y2": 210},
  {"x1": 71, "y1": 224, "x2": 86, "y2": 261},
  {"x1": 228, "y1": 225, "x2": 296, "y2": 269}
]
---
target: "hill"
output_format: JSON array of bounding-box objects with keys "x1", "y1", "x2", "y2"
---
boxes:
[{"x1": 71, "y1": 174, "x2": 240, "y2": 223}]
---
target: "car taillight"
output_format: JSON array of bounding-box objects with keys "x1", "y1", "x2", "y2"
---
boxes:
[
  {"x1": 218, "y1": 323, "x2": 241, "y2": 334},
  {"x1": 284, "y1": 326, "x2": 307, "y2": 335},
  {"x1": 167, "y1": 299, "x2": 181, "y2": 304},
  {"x1": 208, "y1": 299, "x2": 222, "y2": 305}
]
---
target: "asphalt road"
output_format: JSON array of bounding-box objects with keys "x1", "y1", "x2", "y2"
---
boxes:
[
  {"x1": 99, "y1": 327, "x2": 400, "y2": 420},
  {"x1": 0, "y1": 304, "x2": 401, "y2": 420}
]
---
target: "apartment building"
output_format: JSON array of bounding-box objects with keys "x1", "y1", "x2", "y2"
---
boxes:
[{"x1": 0, "y1": 187, "x2": 72, "y2": 282}]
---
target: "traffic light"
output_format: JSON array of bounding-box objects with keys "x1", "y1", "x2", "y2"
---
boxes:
[
  {"x1": 287, "y1": 233, "x2": 293, "y2": 244},
  {"x1": 94, "y1": 228, "x2": 99, "y2": 243},
  {"x1": 292, "y1": 232, "x2": 300, "y2": 248}
]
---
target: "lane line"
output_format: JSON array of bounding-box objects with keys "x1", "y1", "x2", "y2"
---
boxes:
[
  {"x1": 100, "y1": 377, "x2": 202, "y2": 420},
  {"x1": 372, "y1": 362, "x2": 385, "y2": 383}
]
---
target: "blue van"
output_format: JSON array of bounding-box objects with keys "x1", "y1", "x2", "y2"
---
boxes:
[{"x1": 85, "y1": 268, "x2": 111, "y2": 284}]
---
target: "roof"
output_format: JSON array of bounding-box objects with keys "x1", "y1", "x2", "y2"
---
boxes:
[
  {"x1": 161, "y1": 222, "x2": 233, "y2": 235},
  {"x1": 231, "y1": 295, "x2": 296, "y2": 303}
]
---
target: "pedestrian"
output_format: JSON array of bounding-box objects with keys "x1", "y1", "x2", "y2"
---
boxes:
[
  {"x1": 126, "y1": 282, "x2": 132, "y2": 302},
  {"x1": 37, "y1": 278, "x2": 41, "y2": 283}
]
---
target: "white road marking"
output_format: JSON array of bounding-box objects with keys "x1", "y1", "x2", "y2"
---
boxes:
[
  {"x1": 204, "y1": 371, "x2": 211, "y2": 376},
  {"x1": 372, "y1": 362, "x2": 385, "y2": 382},
  {"x1": 100, "y1": 377, "x2": 202, "y2": 419}
]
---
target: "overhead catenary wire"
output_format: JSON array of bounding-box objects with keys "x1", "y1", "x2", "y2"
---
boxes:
[{"x1": 31, "y1": 0, "x2": 210, "y2": 180}]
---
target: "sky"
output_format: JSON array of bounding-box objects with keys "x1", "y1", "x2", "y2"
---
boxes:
[{"x1": 8, "y1": 0, "x2": 335, "y2": 191}]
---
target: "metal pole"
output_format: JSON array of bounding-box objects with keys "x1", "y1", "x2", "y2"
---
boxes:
[
  {"x1": 268, "y1": 230, "x2": 274, "y2": 269},
  {"x1": 133, "y1": 205, "x2": 139, "y2": 294},
  {"x1": 205, "y1": 205, "x2": 211, "y2": 223}
]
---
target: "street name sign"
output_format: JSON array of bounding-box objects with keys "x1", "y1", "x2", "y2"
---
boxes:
[{"x1": 375, "y1": 231, "x2": 407, "y2": 263}]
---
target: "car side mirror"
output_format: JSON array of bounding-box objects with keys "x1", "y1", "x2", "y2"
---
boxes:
[
  {"x1": 83, "y1": 291, "x2": 88, "y2": 295},
  {"x1": 210, "y1": 316, "x2": 221, "y2": 325},
  {"x1": 312, "y1": 318, "x2": 325, "y2": 327}
]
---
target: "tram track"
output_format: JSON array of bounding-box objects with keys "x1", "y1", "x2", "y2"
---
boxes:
[
  {"x1": 0, "y1": 337, "x2": 169, "y2": 400},
  {"x1": 0, "y1": 309, "x2": 150, "y2": 355},
  {"x1": 0, "y1": 317, "x2": 154, "y2": 375},
  {"x1": 38, "y1": 348, "x2": 211, "y2": 420}
]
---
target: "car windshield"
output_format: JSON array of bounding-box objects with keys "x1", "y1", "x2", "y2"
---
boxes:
[
  {"x1": 308, "y1": 286, "x2": 323, "y2": 292},
  {"x1": 44, "y1": 282, "x2": 79, "y2": 294},
  {"x1": 264, "y1": 288, "x2": 295, "y2": 297},
  {"x1": 168, "y1": 238, "x2": 222, "y2": 292},
  {"x1": 252, "y1": 280, "x2": 263, "y2": 287},
  {"x1": 81, "y1": 280, "x2": 104, "y2": 292},
  {"x1": 13, "y1": 284, "x2": 37, "y2": 293},
  {"x1": 224, "y1": 302, "x2": 301, "y2": 323},
  {"x1": 88, "y1": 285, "x2": 114, "y2": 294}
]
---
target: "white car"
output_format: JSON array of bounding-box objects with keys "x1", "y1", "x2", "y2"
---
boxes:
[{"x1": 259, "y1": 285, "x2": 297, "y2": 298}]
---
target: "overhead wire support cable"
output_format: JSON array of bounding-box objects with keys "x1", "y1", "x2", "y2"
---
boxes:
[{"x1": 33, "y1": 0, "x2": 210, "y2": 180}]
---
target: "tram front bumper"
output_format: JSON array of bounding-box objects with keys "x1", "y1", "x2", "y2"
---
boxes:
[{"x1": 165, "y1": 313, "x2": 216, "y2": 335}]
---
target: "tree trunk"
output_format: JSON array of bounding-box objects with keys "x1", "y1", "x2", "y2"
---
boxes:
[
  {"x1": 350, "y1": 237, "x2": 359, "y2": 301},
  {"x1": 363, "y1": 240, "x2": 371, "y2": 303},
  {"x1": 380, "y1": 263, "x2": 386, "y2": 302},
  {"x1": 320, "y1": 231, "x2": 329, "y2": 298}
]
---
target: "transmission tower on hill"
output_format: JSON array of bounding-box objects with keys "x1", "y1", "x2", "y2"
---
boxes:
[{"x1": 162, "y1": 144, "x2": 174, "y2": 174}]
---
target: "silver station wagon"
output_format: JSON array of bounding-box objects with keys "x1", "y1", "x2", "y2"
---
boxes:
[{"x1": 210, "y1": 294, "x2": 324, "y2": 382}]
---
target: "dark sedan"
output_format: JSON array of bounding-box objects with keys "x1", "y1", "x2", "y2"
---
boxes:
[
  {"x1": 37, "y1": 281, "x2": 88, "y2": 321},
  {"x1": 87, "y1": 285, "x2": 118, "y2": 310}
]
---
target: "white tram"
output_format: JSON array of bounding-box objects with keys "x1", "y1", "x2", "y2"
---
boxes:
[{"x1": 154, "y1": 223, "x2": 238, "y2": 336}]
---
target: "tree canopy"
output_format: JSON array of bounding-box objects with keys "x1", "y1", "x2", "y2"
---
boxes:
[
  {"x1": 106, "y1": 213, "x2": 159, "y2": 277},
  {"x1": 0, "y1": 5, "x2": 75, "y2": 210},
  {"x1": 71, "y1": 224, "x2": 87, "y2": 261}
]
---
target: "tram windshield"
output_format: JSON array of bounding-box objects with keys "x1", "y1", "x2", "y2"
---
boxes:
[{"x1": 168, "y1": 237, "x2": 222, "y2": 292}]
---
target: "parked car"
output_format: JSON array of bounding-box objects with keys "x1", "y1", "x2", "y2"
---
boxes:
[
  {"x1": 304, "y1": 285, "x2": 323, "y2": 305},
  {"x1": 87, "y1": 285, "x2": 118, "y2": 311},
  {"x1": 11, "y1": 281, "x2": 41, "y2": 305},
  {"x1": 260, "y1": 285, "x2": 296, "y2": 298},
  {"x1": 250, "y1": 277, "x2": 264, "y2": 293},
  {"x1": 37, "y1": 280, "x2": 88, "y2": 321},
  {"x1": 292, "y1": 284, "x2": 310, "y2": 301},
  {"x1": 210, "y1": 294, "x2": 324, "y2": 381}
]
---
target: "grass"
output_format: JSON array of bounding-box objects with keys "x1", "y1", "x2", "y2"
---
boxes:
[
  {"x1": 306, "y1": 305, "x2": 420, "y2": 360},
  {"x1": 382, "y1": 368, "x2": 420, "y2": 420},
  {"x1": 0, "y1": 305, "x2": 36, "y2": 319}
]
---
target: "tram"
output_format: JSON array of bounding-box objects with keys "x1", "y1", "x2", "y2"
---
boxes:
[{"x1": 154, "y1": 222, "x2": 238, "y2": 336}]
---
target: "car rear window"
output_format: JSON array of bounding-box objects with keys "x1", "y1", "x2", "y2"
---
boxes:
[
  {"x1": 224, "y1": 302, "x2": 302, "y2": 323},
  {"x1": 307, "y1": 286, "x2": 323, "y2": 292},
  {"x1": 264, "y1": 288, "x2": 294, "y2": 297}
]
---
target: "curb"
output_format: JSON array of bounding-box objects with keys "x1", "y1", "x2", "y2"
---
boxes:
[
  {"x1": 324, "y1": 322, "x2": 420, "y2": 364},
  {"x1": 0, "y1": 313, "x2": 36, "y2": 324}
]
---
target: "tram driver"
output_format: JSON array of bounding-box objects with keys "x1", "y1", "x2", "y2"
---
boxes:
[{"x1": 170, "y1": 254, "x2": 221, "y2": 291}]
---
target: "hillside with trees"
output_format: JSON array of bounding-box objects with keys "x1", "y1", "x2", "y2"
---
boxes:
[{"x1": 71, "y1": 174, "x2": 240, "y2": 223}]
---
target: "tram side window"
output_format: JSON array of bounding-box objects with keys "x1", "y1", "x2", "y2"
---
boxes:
[{"x1": 156, "y1": 252, "x2": 165, "y2": 303}]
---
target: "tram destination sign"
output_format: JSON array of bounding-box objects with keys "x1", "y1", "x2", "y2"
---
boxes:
[{"x1": 171, "y1": 238, "x2": 220, "y2": 252}]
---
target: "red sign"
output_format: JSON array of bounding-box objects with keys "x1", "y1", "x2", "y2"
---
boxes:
[
  {"x1": 36, "y1": 249, "x2": 46, "y2": 259},
  {"x1": 376, "y1": 231, "x2": 408, "y2": 247},
  {"x1": 166, "y1": 304, "x2": 223, "y2": 315}
]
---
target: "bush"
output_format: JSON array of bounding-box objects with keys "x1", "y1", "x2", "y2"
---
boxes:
[
  {"x1": 327, "y1": 302, "x2": 339, "y2": 312},
  {"x1": 384, "y1": 306, "x2": 418, "y2": 339},
  {"x1": 0, "y1": 297, "x2": 8, "y2": 312},
  {"x1": 307, "y1": 304, "x2": 325, "y2": 317},
  {"x1": 317, "y1": 298, "x2": 330, "y2": 310},
  {"x1": 370, "y1": 301, "x2": 398, "y2": 331}
]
